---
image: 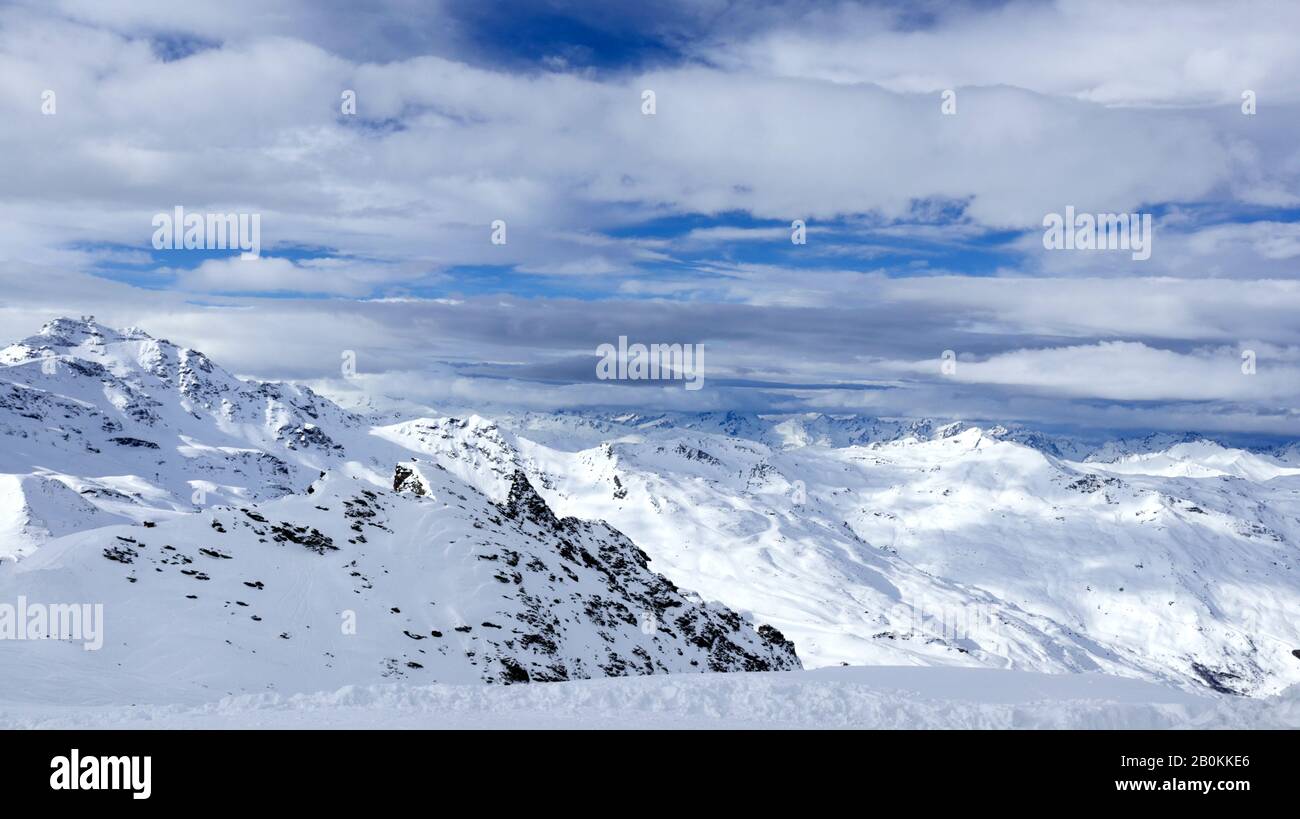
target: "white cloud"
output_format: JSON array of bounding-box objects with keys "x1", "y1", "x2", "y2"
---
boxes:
[
  {"x1": 713, "y1": 0, "x2": 1300, "y2": 107},
  {"x1": 890, "y1": 341, "x2": 1296, "y2": 402}
]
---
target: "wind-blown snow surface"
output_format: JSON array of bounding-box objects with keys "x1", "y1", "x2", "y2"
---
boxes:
[
  {"x1": 2, "y1": 318, "x2": 1300, "y2": 726},
  {"x1": 4, "y1": 668, "x2": 1298, "y2": 730}
]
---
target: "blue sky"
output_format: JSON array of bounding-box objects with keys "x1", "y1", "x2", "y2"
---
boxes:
[{"x1": 2, "y1": 0, "x2": 1300, "y2": 438}]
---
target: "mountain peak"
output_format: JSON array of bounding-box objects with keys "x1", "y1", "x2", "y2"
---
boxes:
[
  {"x1": 38, "y1": 315, "x2": 130, "y2": 346},
  {"x1": 501, "y1": 470, "x2": 562, "y2": 531}
]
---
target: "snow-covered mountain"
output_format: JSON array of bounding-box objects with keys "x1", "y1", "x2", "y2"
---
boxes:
[
  {"x1": 0, "y1": 460, "x2": 797, "y2": 701},
  {"x1": 0, "y1": 318, "x2": 797, "y2": 699},
  {"x1": 2, "y1": 317, "x2": 1299, "y2": 702},
  {"x1": 0, "y1": 317, "x2": 371, "y2": 551},
  {"x1": 380, "y1": 412, "x2": 1300, "y2": 696},
  {"x1": 523, "y1": 410, "x2": 1097, "y2": 459}
]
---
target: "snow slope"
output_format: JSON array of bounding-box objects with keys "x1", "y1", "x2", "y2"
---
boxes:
[
  {"x1": 0, "y1": 473, "x2": 130, "y2": 559},
  {"x1": 3, "y1": 667, "x2": 1297, "y2": 730},
  {"x1": 0, "y1": 458, "x2": 797, "y2": 704}
]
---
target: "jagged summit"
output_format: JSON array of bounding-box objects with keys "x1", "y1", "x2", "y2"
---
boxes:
[
  {"x1": 0, "y1": 316, "x2": 368, "y2": 539},
  {"x1": 37, "y1": 314, "x2": 122, "y2": 343},
  {"x1": 501, "y1": 469, "x2": 562, "y2": 530}
]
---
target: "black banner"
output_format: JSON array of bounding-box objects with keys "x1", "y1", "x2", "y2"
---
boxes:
[{"x1": 6, "y1": 729, "x2": 1290, "y2": 807}]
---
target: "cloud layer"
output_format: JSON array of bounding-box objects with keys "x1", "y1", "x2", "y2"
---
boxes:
[{"x1": 1, "y1": 1, "x2": 1297, "y2": 438}]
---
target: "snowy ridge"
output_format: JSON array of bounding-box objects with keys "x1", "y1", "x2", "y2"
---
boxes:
[{"x1": 0, "y1": 317, "x2": 365, "y2": 544}]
